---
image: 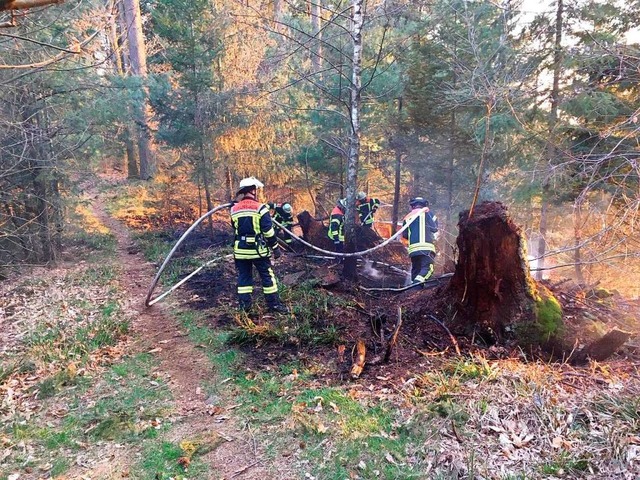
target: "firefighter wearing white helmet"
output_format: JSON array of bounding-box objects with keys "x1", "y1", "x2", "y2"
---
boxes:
[
  {"x1": 327, "y1": 198, "x2": 346, "y2": 254},
  {"x1": 355, "y1": 191, "x2": 381, "y2": 228},
  {"x1": 230, "y1": 178, "x2": 287, "y2": 313},
  {"x1": 268, "y1": 201, "x2": 295, "y2": 246},
  {"x1": 402, "y1": 197, "x2": 438, "y2": 284}
]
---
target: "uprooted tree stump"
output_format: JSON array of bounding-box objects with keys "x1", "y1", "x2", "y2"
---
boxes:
[
  {"x1": 445, "y1": 201, "x2": 563, "y2": 347},
  {"x1": 297, "y1": 211, "x2": 335, "y2": 252},
  {"x1": 442, "y1": 201, "x2": 630, "y2": 361}
]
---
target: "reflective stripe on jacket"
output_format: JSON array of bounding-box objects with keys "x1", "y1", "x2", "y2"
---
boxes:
[
  {"x1": 327, "y1": 206, "x2": 345, "y2": 242},
  {"x1": 356, "y1": 197, "x2": 380, "y2": 225},
  {"x1": 402, "y1": 208, "x2": 438, "y2": 256},
  {"x1": 231, "y1": 197, "x2": 277, "y2": 259}
]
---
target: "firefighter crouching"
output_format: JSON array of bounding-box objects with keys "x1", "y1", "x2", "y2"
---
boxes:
[
  {"x1": 269, "y1": 202, "x2": 294, "y2": 247},
  {"x1": 328, "y1": 198, "x2": 346, "y2": 253},
  {"x1": 230, "y1": 177, "x2": 287, "y2": 313},
  {"x1": 402, "y1": 197, "x2": 438, "y2": 284}
]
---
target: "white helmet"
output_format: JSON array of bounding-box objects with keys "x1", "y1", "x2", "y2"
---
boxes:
[
  {"x1": 357, "y1": 191, "x2": 366, "y2": 201},
  {"x1": 237, "y1": 177, "x2": 264, "y2": 195},
  {"x1": 282, "y1": 203, "x2": 292, "y2": 213}
]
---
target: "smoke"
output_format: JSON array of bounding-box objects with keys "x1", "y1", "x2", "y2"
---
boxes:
[
  {"x1": 405, "y1": 272, "x2": 413, "y2": 286},
  {"x1": 362, "y1": 259, "x2": 382, "y2": 279}
]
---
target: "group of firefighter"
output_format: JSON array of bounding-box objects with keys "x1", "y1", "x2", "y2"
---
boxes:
[{"x1": 230, "y1": 177, "x2": 438, "y2": 312}]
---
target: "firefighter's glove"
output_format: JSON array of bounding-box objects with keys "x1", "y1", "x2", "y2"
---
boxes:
[{"x1": 272, "y1": 247, "x2": 282, "y2": 259}]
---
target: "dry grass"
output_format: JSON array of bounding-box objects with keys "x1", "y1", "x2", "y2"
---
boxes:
[{"x1": 391, "y1": 355, "x2": 640, "y2": 478}]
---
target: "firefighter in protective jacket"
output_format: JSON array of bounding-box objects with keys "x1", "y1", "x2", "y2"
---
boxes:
[
  {"x1": 356, "y1": 191, "x2": 381, "y2": 228},
  {"x1": 230, "y1": 177, "x2": 287, "y2": 313},
  {"x1": 402, "y1": 197, "x2": 438, "y2": 283},
  {"x1": 328, "y1": 198, "x2": 346, "y2": 253},
  {"x1": 268, "y1": 202, "x2": 294, "y2": 246}
]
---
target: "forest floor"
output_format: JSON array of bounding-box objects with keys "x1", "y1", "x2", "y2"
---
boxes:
[{"x1": 2, "y1": 177, "x2": 640, "y2": 480}]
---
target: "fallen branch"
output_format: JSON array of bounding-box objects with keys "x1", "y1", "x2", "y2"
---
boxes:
[
  {"x1": 415, "y1": 348, "x2": 448, "y2": 357},
  {"x1": 561, "y1": 370, "x2": 609, "y2": 385},
  {"x1": 427, "y1": 315, "x2": 461, "y2": 355},
  {"x1": 572, "y1": 328, "x2": 632, "y2": 364},
  {"x1": 384, "y1": 306, "x2": 403, "y2": 362},
  {"x1": 451, "y1": 420, "x2": 463, "y2": 443},
  {"x1": 350, "y1": 339, "x2": 366, "y2": 378},
  {"x1": 231, "y1": 460, "x2": 261, "y2": 478}
]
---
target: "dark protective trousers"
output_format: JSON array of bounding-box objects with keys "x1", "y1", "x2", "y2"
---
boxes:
[
  {"x1": 235, "y1": 257, "x2": 280, "y2": 309},
  {"x1": 275, "y1": 226, "x2": 293, "y2": 245},
  {"x1": 410, "y1": 251, "x2": 435, "y2": 283}
]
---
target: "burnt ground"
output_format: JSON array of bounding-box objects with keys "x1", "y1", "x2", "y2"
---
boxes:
[{"x1": 151, "y1": 221, "x2": 640, "y2": 386}]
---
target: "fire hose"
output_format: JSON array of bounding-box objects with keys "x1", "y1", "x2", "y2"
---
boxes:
[
  {"x1": 145, "y1": 203, "x2": 428, "y2": 307},
  {"x1": 144, "y1": 203, "x2": 232, "y2": 307}
]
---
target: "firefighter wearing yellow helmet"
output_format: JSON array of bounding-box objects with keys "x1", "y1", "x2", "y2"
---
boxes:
[
  {"x1": 355, "y1": 191, "x2": 381, "y2": 228},
  {"x1": 268, "y1": 202, "x2": 295, "y2": 246}
]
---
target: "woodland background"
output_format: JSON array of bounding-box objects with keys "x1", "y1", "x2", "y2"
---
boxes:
[
  {"x1": 2, "y1": 1, "x2": 640, "y2": 478},
  {"x1": 1, "y1": 0, "x2": 640, "y2": 295}
]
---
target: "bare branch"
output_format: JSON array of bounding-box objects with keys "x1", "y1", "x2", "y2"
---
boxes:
[
  {"x1": 0, "y1": 0, "x2": 63, "y2": 12},
  {"x1": 0, "y1": 29, "x2": 100, "y2": 69},
  {"x1": 0, "y1": 31, "x2": 78, "y2": 52}
]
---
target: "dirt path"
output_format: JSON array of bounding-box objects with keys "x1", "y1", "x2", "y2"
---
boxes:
[{"x1": 92, "y1": 199, "x2": 290, "y2": 479}]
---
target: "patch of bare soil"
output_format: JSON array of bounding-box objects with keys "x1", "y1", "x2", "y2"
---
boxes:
[{"x1": 90, "y1": 198, "x2": 295, "y2": 480}]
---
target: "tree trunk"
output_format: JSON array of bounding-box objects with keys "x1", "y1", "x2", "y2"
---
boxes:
[
  {"x1": 273, "y1": 0, "x2": 283, "y2": 23},
  {"x1": 536, "y1": 0, "x2": 563, "y2": 280},
  {"x1": 225, "y1": 164, "x2": 233, "y2": 201},
  {"x1": 125, "y1": 131, "x2": 140, "y2": 178},
  {"x1": 199, "y1": 143, "x2": 216, "y2": 238},
  {"x1": 391, "y1": 98, "x2": 403, "y2": 236},
  {"x1": 573, "y1": 198, "x2": 585, "y2": 284},
  {"x1": 33, "y1": 102, "x2": 58, "y2": 264},
  {"x1": 445, "y1": 201, "x2": 563, "y2": 347},
  {"x1": 391, "y1": 147, "x2": 401, "y2": 235},
  {"x1": 445, "y1": 108, "x2": 456, "y2": 262},
  {"x1": 108, "y1": 0, "x2": 124, "y2": 76},
  {"x1": 42, "y1": 103, "x2": 62, "y2": 255},
  {"x1": 342, "y1": 0, "x2": 364, "y2": 281},
  {"x1": 122, "y1": 0, "x2": 155, "y2": 180},
  {"x1": 109, "y1": 0, "x2": 139, "y2": 179},
  {"x1": 311, "y1": 0, "x2": 322, "y2": 104},
  {"x1": 535, "y1": 186, "x2": 549, "y2": 281},
  {"x1": 412, "y1": 170, "x2": 421, "y2": 198},
  {"x1": 445, "y1": 15, "x2": 457, "y2": 260}
]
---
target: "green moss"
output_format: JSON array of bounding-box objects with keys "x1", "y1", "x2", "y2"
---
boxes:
[
  {"x1": 534, "y1": 293, "x2": 563, "y2": 338},
  {"x1": 515, "y1": 286, "x2": 563, "y2": 346}
]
